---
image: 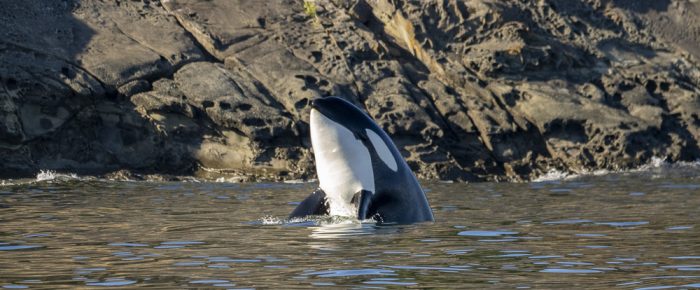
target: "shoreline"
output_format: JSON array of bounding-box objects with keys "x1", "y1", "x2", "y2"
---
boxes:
[{"x1": 2, "y1": 156, "x2": 696, "y2": 184}]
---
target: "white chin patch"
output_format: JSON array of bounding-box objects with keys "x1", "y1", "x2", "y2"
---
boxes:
[
  {"x1": 310, "y1": 110, "x2": 375, "y2": 217},
  {"x1": 365, "y1": 129, "x2": 398, "y2": 172}
]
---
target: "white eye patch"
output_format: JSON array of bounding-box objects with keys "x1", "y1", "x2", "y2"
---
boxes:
[{"x1": 365, "y1": 129, "x2": 398, "y2": 172}]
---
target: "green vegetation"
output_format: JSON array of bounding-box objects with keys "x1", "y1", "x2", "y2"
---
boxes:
[{"x1": 303, "y1": 0, "x2": 317, "y2": 19}]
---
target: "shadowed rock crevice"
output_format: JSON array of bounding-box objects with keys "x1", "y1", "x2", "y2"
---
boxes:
[{"x1": 0, "y1": 1, "x2": 210, "y2": 179}]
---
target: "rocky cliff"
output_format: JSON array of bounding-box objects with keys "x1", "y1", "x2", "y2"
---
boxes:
[{"x1": 2, "y1": 0, "x2": 700, "y2": 182}]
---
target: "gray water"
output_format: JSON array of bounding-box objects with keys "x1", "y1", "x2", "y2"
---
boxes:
[{"x1": 1, "y1": 167, "x2": 700, "y2": 289}]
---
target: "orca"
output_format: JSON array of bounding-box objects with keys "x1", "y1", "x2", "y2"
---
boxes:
[{"x1": 289, "y1": 96, "x2": 434, "y2": 224}]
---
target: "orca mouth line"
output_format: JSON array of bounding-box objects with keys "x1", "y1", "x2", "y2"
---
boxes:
[
  {"x1": 310, "y1": 100, "x2": 328, "y2": 119},
  {"x1": 309, "y1": 97, "x2": 352, "y2": 124},
  {"x1": 309, "y1": 98, "x2": 337, "y2": 117},
  {"x1": 310, "y1": 98, "x2": 321, "y2": 110}
]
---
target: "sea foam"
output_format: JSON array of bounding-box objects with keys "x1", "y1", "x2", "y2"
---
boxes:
[{"x1": 532, "y1": 157, "x2": 700, "y2": 182}]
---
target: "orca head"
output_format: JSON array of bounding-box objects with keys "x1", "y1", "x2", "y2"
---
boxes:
[{"x1": 309, "y1": 97, "x2": 400, "y2": 217}]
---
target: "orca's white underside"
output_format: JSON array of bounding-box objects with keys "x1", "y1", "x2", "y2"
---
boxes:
[
  {"x1": 310, "y1": 109, "x2": 373, "y2": 216},
  {"x1": 310, "y1": 108, "x2": 401, "y2": 217}
]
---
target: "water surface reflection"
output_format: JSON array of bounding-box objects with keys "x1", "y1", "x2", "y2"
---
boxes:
[{"x1": 0, "y1": 171, "x2": 699, "y2": 288}]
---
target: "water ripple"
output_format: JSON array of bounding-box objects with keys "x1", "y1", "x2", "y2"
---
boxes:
[
  {"x1": 457, "y1": 230, "x2": 519, "y2": 237},
  {"x1": 0, "y1": 245, "x2": 43, "y2": 251},
  {"x1": 305, "y1": 269, "x2": 395, "y2": 278},
  {"x1": 85, "y1": 279, "x2": 137, "y2": 287},
  {"x1": 2, "y1": 176, "x2": 700, "y2": 288},
  {"x1": 595, "y1": 221, "x2": 649, "y2": 227},
  {"x1": 540, "y1": 268, "x2": 603, "y2": 274}
]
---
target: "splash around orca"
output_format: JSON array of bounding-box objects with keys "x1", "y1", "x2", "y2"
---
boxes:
[{"x1": 289, "y1": 96, "x2": 434, "y2": 224}]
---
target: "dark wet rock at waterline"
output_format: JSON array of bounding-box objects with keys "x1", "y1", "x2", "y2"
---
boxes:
[{"x1": 1, "y1": 0, "x2": 700, "y2": 182}]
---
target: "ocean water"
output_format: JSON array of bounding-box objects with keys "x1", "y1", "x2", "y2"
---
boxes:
[{"x1": 1, "y1": 164, "x2": 699, "y2": 289}]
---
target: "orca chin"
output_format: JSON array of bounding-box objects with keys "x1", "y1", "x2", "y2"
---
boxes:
[{"x1": 289, "y1": 96, "x2": 434, "y2": 224}]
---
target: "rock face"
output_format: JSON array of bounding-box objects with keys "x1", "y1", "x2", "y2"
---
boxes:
[{"x1": 1, "y1": 0, "x2": 700, "y2": 181}]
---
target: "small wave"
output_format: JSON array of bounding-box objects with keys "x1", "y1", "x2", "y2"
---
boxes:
[
  {"x1": 214, "y1": 177, "x2": 243, "y2": 183},
  {"x1": 257, "y1": 215, "x2": 371, "y2": 227},
  {"x1": 533, "y1": 169, "x2": 577, "y2": 182},
  {"x1": 2, "y1": 170, "x2": 83, "y2": 186},
  {"x1": 283, "y1": 179, "x2": 309, "y2": 184},
  {"x1": 533, "y1": 168, "x2": 614, "y2": 182},
  {"x1": 634, "y1": 156, "x2": 669, "y2": 171},
  {"x1": 35, "y1": 170, "x2": 79, "y2": 182},
  {"x1": 0, "y1": 180, "x2": 17, "y2": 187},
  {"x1": 259, "y1": 216, "x2": 286, "y2": 225},
  {"x1": 258, "y1": 215, "x2": 386, "y2": 240},
  {"x1": 533, "y1": 157, "x2": 700, "y2": 182},
  {"x1": 257, "y1": 215, "x2": 334, "y2": 225}
]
